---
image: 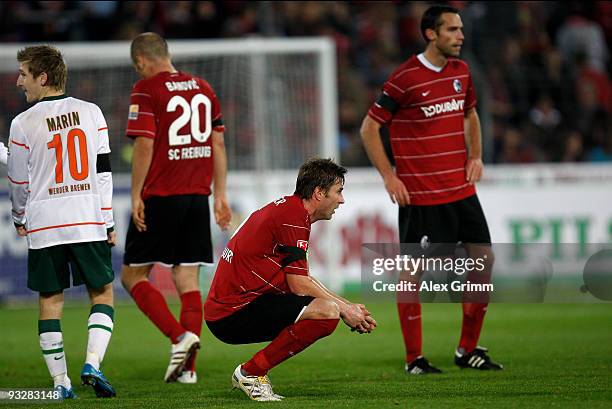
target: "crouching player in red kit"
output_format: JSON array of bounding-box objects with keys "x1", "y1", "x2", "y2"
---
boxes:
[{"x1": 205, "y1": 158, "x2": 377, "y2": 401}]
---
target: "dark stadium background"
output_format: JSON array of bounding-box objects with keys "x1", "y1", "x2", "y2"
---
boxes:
[{"x1": 0, "y1": 1, "x2": 610, "y2": 169}]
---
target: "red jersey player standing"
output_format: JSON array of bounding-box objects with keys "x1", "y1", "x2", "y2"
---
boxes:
[
  {"x1": 120, "y1": 33, "x2": 231, "y2": 384},
  {"x1": 361, "y1": 5, "x2": 502, "y2": 374},
  {"x1": 205, "y1": 158, "x2": 377, "y2": 401}
]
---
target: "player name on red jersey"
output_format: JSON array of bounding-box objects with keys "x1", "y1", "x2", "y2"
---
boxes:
[
  {"x1": 165, "y1": 79, "x2": 200, "y2": 92},
  {"x1": 126, "y1": 71, "x2": 225, "y2": 199}
]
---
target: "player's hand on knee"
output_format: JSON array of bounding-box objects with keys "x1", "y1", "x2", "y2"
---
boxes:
[
  {"x1": 356, "y1": 303, "x2": 371, "y2": 316},
  {"x1": 341, "y1": 303, "x2": 366, "y2": 329},
  {"x1": 353, "y1": 324, "x2": 367, "y2": 334},
  {"x1": 363, "y1": 315, "x2": 377, "y2": 332},
  {"x1": 353, "y1": 315, "x2": 377, "y2": 334}
]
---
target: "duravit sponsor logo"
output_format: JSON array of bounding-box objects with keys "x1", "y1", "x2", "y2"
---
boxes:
[{"x1": 420, "y1": 98, "x2": 464, "y2": 118}]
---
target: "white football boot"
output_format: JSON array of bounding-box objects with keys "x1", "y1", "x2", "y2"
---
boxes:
[
  {"x1": 176, "y1": 370, "x2": 197, "y2": 384},
  {"x1": 164, "y1": 332, "x2": 200, "y2": 382},
  {"x1": 231, "y1": 364, "x2": 284, "y2": 401}
]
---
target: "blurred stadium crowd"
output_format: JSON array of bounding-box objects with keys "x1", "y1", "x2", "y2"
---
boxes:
[{"x1": 0, "y1": 1, "x2": 610, "y2": 166}]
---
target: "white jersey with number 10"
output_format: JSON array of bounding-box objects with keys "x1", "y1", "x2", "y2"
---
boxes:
[{"x1": 8, "y1": 96, "x2": 114, "y2": 249}]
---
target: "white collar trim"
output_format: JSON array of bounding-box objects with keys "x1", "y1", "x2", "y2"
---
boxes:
[{"x1": 417, "y1": 53, "x2": 443, "y2": 73}]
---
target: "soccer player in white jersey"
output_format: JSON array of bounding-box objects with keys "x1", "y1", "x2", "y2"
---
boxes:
[{"x1": 8, "y1": 46, "x2": 117, "y2": 399}]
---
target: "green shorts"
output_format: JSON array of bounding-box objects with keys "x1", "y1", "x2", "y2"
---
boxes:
[{"x1": 28, "y1": 241, "x2": 114, "y2": 293}]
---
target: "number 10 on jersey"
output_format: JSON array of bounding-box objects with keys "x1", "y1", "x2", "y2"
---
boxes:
[{"x1": 47, "y1": 128, "x2": 89, "y2": 184}]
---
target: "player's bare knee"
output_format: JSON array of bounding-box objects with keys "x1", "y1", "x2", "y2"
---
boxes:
[
  {"x1": 301, "y1": 298, "x2": 339, "y2": 320},
  {"x1": 120, "y1": 265, "x2": 149, "y2": 291},
  {"x1": 328, "y1": 300, "x2": 340, "y2": 319},
  {"x1": 474, "y1": 248, "x2": 494, "y2": 273},
  {"x1": 317, "y1": 299, "x2": 340, "y2": 319},
  {"x1": 120, "y1": 274, "x2": 140, "y2": 292},
  {"x1": 172, "y1": 265, "x2": 200, "y2": 294},
  {"x1": 120, "y1": 271, "x2": 133, "y2": 291},
  {"x1": 468, "y1": 246, "x2": 494, "y2": 266},
  {"x1": 39, "y1": 292, "x2": 64, "y2": 319},
  {"x1": 89, "y1": 283, "x2": 114, "y2": 306}
]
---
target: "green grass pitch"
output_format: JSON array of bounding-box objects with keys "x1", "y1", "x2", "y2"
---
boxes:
[{"x1": 1, "y1": 301, "x2": 610, "y2": 408}]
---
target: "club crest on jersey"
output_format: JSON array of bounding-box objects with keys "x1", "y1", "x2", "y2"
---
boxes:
[
  {"x1": 453, "y1": 79, "x2": 462, "y2": 93},
  {"x1": 297, "y1": 240, "x2": 308, "y2": 251},
  {"x1": 128, "y1": 104, "x2": 139, "y2": 120}
]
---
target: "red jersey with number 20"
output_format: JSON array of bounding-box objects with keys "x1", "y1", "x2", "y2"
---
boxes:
[
  {"x1": 204, "y1": 195, "x2": 311, "y2": 321},
  {"x1": 126, "y1": 71, "x2": 224, "y2": 199}
]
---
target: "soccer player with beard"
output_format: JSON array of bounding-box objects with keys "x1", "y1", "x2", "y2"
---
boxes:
[
  {"x1": 361, "y1": 5, "x2": 502, "y2": 374},
  {"x1": 205, "y1": 158, "x2": 377, "y2": 401}
]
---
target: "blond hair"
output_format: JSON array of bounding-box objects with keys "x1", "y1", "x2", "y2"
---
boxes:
[{"x1": 17, "y1": 45, "x2": 67, "y2": 91}]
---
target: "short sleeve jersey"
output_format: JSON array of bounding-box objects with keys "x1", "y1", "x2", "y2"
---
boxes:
[
  {"x1": 368, "y1": 55, "x2": 477, "y2": 205},
  {"x1": 126, "y1": 71, "x2": 224, "y2": 200},
  {"x1": 8, "y1": 95, "x2": 112, "y2": 249},
  {"x1": 204, "y1": 195, "x2": 311, "y2": 321}
]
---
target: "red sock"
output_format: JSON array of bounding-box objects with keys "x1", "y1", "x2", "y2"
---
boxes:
[
  {"x1": 458, "y1": 303, "x2": 488, "y2": 353},
  {"x1": 397, "y1": 302, "x2": 422, "y2": 364},
  {"x1": 242, "y1": 318, "x2": 339, "y2": 376},
  {"x1": 131, "y1": 281, "x2": 185, "y2": 344},
  {"x1": 180, "y1": 291, "x2": 203, "y2": 372}
]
